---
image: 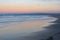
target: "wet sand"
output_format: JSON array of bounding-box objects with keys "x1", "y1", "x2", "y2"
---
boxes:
[
  {"x1": 0, "y1": 20, "x2": 55, "y2": 40},
  {"x1": 0, "y1": 20, "x2": 52, "y2": 33}
]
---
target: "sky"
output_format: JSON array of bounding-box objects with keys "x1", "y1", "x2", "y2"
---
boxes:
[{"x1": 0, "y1": 0, "x2": 60, "y2": 13}]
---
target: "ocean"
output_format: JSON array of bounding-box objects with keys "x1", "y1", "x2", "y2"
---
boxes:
[{"x1": 0, "y1": 14, "x2": 56, "y2": 27}]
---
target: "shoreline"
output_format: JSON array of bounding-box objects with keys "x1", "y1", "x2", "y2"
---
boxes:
[
  {"x1": 0, "y1": 20, "x2": 52, "y2": 30},
  {"x1": 0, "y1": 20, "x2": 56, "y2": 39}
]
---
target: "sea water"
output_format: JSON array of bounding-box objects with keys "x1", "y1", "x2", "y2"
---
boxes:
[{"x1": 0, "y1": 14, "x2": 57, "y2": 27}]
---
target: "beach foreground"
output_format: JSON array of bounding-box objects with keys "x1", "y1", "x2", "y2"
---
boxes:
[{"x1": 0, "y1": 20, "x2": 55, "y2": 40}]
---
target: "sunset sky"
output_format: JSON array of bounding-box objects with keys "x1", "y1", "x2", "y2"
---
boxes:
[{"x1": 0, "y1": 0, "x2": 60, "y2": 13}]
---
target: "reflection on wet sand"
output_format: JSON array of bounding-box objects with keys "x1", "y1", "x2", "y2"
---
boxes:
[{"x1": 0, "y1": 16, "x2": 57, "y2": 40}]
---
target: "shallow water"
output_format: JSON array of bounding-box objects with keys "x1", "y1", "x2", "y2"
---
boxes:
[{"x1": 0, "y1": 15, "x2": 57, "y2": 27}]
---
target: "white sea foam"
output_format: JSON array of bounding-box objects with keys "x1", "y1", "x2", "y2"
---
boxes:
[{"x1": 0, "y1": 15, "x2": 57, "y2": 27}]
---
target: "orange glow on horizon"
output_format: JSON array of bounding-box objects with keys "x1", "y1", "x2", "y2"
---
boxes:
[{"x1": 0, "y1": 4, "x2": 60, "y2": 13}]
